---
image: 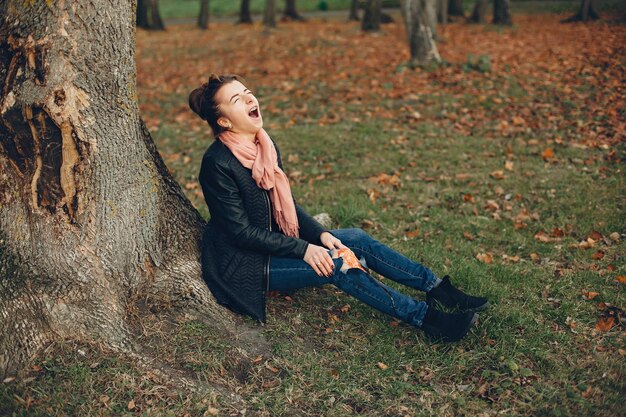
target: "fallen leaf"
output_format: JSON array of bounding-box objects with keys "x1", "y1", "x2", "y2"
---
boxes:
[
  {"x1": 592, "y1": 251, "x2": 605, "y2": 260},
  {"x1": 542, "y1": 148, "x2": 554, "y2": 160},
  {"x1": 609, "y1": 232, "x2": 620, "y2": 242},
  {"x1": 582, "y1": 291, "x2": 600, "y2": 300},
  {"x1": 490, "y1": 170, "x2": 505, "y2": 180},
  {"x1": 502, "y1": 254, "x2": 520, "y2": 263},
  {"x1": 596, "y1": 316, "x2": 615, "y2": 332},
  {"x1": 463, "y1": 231, "x2": 476, "y2": 241},
  {"x1": 128, "y1": 400, "x2": 135, "y2": 410},
  {"x1": 589, "y1": 230, "x2": 603, "y2": 240},
  {"x1": 504, "y1": 160, "x2": 514, "y2": 171},
  {"x1": 476, "y1": 253, "x2": 493, "y2": 264},
  {"x1": 377, "y1": 362, "x2": 389, "y2": 370},
  {"x1": 405, "y1": 228, "x2": 421, "y2": 238},
  {"x1": 616, "y1": 276, "x2": 626, "y2": 284},
  {"x1": 530, "y1": 253, "x2": 540, "y2": 262}
]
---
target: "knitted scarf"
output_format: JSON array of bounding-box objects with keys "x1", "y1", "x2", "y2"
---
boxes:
[{"x1": 218, "y1": 128, "x2": 299, "y2": 238}]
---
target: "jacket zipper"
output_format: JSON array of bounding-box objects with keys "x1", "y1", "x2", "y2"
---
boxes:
[{"x1": 264, "y1": 190, "x2": 271, "y2": 294}]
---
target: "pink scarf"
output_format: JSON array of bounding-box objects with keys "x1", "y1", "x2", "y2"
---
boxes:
[{"x1": 218, "y1": 128, "x2": 299, "y2": 238}]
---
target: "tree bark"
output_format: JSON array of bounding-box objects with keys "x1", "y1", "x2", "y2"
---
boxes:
[
  {"x1": 362, "y1": 0, "x2": 382, "y2": 32},
  {"x1": 239, "y1": 0, "x2": 253, "y2": 24},
  {"x1": 0, "y1": 0, "x2": 236, "y2": 377},
  {"x1": 561, "y1": 0, "x2": 600, "y2": 23},
  {"x1": 136, "y1": 0, "x2": 166, "y2": 30},
  {"x1": 283, "y1": 0, "x2": 306, "y2": 21},
  {"x1": 264, "y1": 0, "x2": 277, "y2": 28},
  {"x1": 349, "y1": 0, "x2": 360, "y2": 21},
  {"x1": 400, "y1": 0, "x2": 442, "y2": 67},
  {"x1": 470, "y1": 0, "x2": 487, "y2": 23},
  {"x1": 493, "y1": 0, "x2": 512, "y2": 25},
  {"x1": 425, "y1": 0, "x2": 438, "y2": 40},
  {"x1": 198, "y1": 0, "x2": 210, "y2": 29},
  {"x1": 438, "y1": 0, "x2": 448, "y2": 25},
  {"x1": 448, "y1": 0, "x2": 464, "y2": 16}
]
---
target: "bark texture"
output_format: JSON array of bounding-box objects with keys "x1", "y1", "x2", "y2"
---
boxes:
[
  {"x1": 264, "y1": 0, "x2": 277, "y2": 28},
  {"x1": 239, "y1": 0, "x2": 253, "y2": 24},
  {"x1": 137, "y1": 0, "x2": 166, "y2": 30},
  {"x1": 283, "y1": 0, "x2": 306, "y2": 21},
  {"x1": 362, "y1": 0, "x2": 382, "y2": 32},
  {"x1": 0, "y1": 0, "x2": 235, "y2": 377},
  {"x1": 198, "y1": 0, "x2": 210, "y2": 29},
  {"x1": 400, "y1": 0, "x2": 442, "y2": 66},
  {"x1": 493, "y1": 0, "x2": 512, "y2": 25}
]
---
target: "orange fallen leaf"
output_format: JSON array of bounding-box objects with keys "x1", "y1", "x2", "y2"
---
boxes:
[
  {"x1": 463, "y1": 231, "x2": 476, "y2": 241},
  {"x1": 616, "y1": 275, "x2": 626, "y2": 284},
  {"x1": 595, "y1": 316, "x2": 615, "y2": 332},
  {"x1": 476, "y1": 253, "x2": 493, "y2": 264},
  {"x1": 490, "y1": 170, "x2": 505, "y2": 180},
  {"x1": 542, "y1": 148, "x2": 554, "y2": 160},
  {"x1": 405, "y1": 228, "x2": 421, "y2": 238},
  {"x1": 582, "y1": 291, "x2": 600, "y2": 300},
  {"x1": 589, "y1": 230, "x2": 603, "y2": 240},
  {"x1": 592, "y1": 251, "x2": 605, "y2": 260},
  {"x1": 377, "y1": 362, "x2": 389, "y2": 370}
]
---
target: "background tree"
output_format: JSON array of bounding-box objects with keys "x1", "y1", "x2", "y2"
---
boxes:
[
  {"x1": 0, "y1": 0, "x2": 237, "y2": 376},
  {"x1": 264, "y1": 0, "x2": 277, "y2": 27},
  {"x1": 348, "y1": 0, "x2": 360, "y2": 21},
  {"x1": 198, "y1": 0, "x2": 210, "y2": 29},
  {"x1": 438, "y1": 0, "x2": 448, "y2": 25},
  {"x1": 400, "y1": 0, "x2": 442, "y2": 67},
  {"x1": 362, "y1": 0, "x2": 382, "y2": 31},
  {"x1": 470, "y1": 0, "x2": 487, "y2": 23},
  {"x1": 137, "y1": 0, "x2": 166, "y2": 30},
  {"x1": 493, "y1": 0, "x2": 512, "y2": 25},
  {"x1": 426, "y1": 0, "x2": 438, "y2": 40},
  {"x1": 283, "y1": 0, "x2": 306, "y2": 21},
  {"x1": 239, "y1": 0, "x2": 253, "y2": 24},
  {"x1": 561, "y1": 0, "x2": 599, "y2": 22},
  {"x1": 448, "y1": 0, "x2": 464, "y2": 17}
]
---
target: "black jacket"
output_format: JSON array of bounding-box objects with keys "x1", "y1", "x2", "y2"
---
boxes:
[{"x1": 198, "y1": 137, "x2": 329, "y2": 322}]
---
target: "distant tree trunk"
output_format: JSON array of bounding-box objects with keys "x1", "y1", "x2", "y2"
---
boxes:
[
  {"x1": 264, "y1": 0, "x2": 277, "y2": 27},
  {"x1": 448, "y1": 0, "x2": 464, "y2": 16},
  {"x1": 470, "y1": 0, "x2": 487, "y2": 23},
  {"x1": 400, "y1": 0, "x2": 441, "y2": 67},
  {"x1": 137, "y1": 0, "x2": 166, "y2": 30},
  {"x1": 426, "y1": 0, "x2": 438, "y2": 39},
  {"x1": 198, "y1": 0, "x2": 210, "y2": 29},
  {"x1": 283, "y1": 0, "x2": 306, "y2": 21},
  {"x1": 239, "y1": 0, "x2": 253, "y2": 24},
  {"x1": 493, "y1": 0, "x2": 512, "y2": 25},
  {"x1": 349, "y1": 0, "x2": 360, "y2": 21},
  {"x1": 362, "y1": 0, "x2": 382, "y2": 31},
  {"x1": 0, "y1": 0, "x2": 236, "y2": 377},
  {"x1": 438, "y1": 0, "x2": 448, "y2": 24},
  {"x1": 561, "y1": 0, "x2": 600, "y2": 22}
]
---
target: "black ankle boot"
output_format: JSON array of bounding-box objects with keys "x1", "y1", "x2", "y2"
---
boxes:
[
  {"x1": 427, "y1": 275, "x2": 490, "y2": 312},
  {"x1": 420, "y1": 305, "x2": 478, "y2": 342}
]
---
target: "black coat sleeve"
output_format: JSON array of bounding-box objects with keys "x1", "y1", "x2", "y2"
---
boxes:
[
  {"x1": 199, "y1": 155, "x2": 310, "y2": 258},
  {"x1": 273, "y1": 140, "x2": 330, "y2": 246}
]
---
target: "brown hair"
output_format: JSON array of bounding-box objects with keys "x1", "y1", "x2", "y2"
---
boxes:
[{"x1": 188, "y1": 74, "x2": 245, "y2": 137}]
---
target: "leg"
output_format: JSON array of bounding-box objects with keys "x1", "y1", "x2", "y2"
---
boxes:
[
  {"x1": 269, "y1": 251, "x2": 429, "y2": 327},
  {"x1": 328, "y1": 228, "x2": 440, "y2": 292}
]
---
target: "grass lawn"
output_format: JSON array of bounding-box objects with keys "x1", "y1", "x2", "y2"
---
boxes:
[{"x1": 2, "y1": 4, "x2": 624, "y2": 417}]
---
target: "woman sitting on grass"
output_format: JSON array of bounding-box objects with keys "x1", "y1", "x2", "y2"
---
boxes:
[{"x1": 189, "y1": 74, "x2": 489, "y2": 342}]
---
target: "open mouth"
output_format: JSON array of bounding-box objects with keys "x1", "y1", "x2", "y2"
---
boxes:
[{"x1": 248, "y1": 106, "x2": 260, "y2": 119}]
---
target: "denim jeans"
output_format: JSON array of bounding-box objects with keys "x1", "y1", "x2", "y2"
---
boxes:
[{"x1": 268, "y1": 228, "x2": 439, "y2": 328}]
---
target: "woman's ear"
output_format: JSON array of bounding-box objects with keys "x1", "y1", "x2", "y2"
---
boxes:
[{"x1": 217, "y1": 117, "x2": 232, "y2": 129}]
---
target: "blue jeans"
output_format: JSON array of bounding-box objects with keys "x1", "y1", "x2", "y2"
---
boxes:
[{"x1": 268, "y1": 228, "x2": 439, "y2": 327}]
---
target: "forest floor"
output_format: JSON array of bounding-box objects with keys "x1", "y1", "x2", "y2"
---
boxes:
[{"x1": 2, "y1": 5, "x2": 625, "y2": 417}]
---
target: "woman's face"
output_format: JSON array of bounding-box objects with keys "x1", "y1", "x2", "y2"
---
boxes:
[{"x1": 215, "y1": 80, "x2": 263, "y2": 135}]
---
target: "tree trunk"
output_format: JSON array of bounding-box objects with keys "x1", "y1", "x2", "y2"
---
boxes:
[
  {"x1": 283, "y1": 0, "x2": 306, "y2": 21},
  {"x1": 348, "y1": 0, "x2": 360, "y2": 21},
  {"x1": 198, "y1": 0, "x2": 210, "y2": 29},
  {"x1": 137, "y1": 0, "x2": 166, "y2": 30},
  {"x1": 400, "y1": 0, "x2": 442, "y2": 67},
  {"x1": 0, "y1": 0, "x2": 236, "y2": 377},
  {"x1": 561, "y1": 0, "x2": 600, "y2": 23},
  {"x1": 239, "y1": 0, "x2": 253, "y2": 24},
  {"x1": 425, "y1": 0, "x2": 438, "y2": 40},
  {"x1": 448, "y1": 0, "x2": 464, "y2": 16},
  {"x1": 362, "y1": 0, "x2": 382, "y2": 32},
  {"x1": 493, "y1": 0, "x2": 512, "y2": 25},
  {"x1": 264, "y1": 0, "x2": 277, "y2": 28},
  {"x1": 438, "y1": 0, "x2": 448, "y2": 25},
  {"x1": 470, "y1": 0, "x2": 487, "y2": 23}
]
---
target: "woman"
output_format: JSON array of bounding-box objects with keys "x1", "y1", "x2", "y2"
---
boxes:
[{"x1": 189, "y1": 74, "x2": 489, "y2": 342}]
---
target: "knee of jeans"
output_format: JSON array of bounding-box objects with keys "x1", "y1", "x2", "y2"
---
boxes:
[{"x1": 339, "y1": 227, "x2": 369, "y2": 244}]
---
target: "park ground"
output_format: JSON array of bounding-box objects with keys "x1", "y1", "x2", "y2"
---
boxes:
[{"x1": 1, "y1": 2, "x2": 625, "y2": 416}]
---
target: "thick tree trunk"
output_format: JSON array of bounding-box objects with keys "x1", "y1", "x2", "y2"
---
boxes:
[
  {"x1": 198, "y1": 0, "x2": 210, "y2": 29},
  {"x1": 137, "y1": 0, "x2": 166, "y2": 30},
  {"x1": 400, "y1": 0, "x2": 442, "y2": 67},
  {"x1": 448, "y1": 0, "x2": 464, "y2": 16},
  {"x1": 426, "y1": 0, "x2": 438, "y2": 40},
  {"x1": 349, "y1": 0, "x2": 360, "y2": 21},
  {"x1": 0, "y1": 0, "x2": 235, "y2": 377},
  {"x1": 438, "y1": 0, "x2": 448, "y2": 25},
  {"x1": 239, "y1": 0, "x2": 253, "y2": 24},
  {"x1": 561, "y1": 0, "x2": 600, "y2": 23},
  {"x1": 362, "y1": 0, "x2": 382, "y2": 32},
  {"x1": 283, "y1": 0, "x2": 306, "y2": 21},
  {"x1": 493, "y1": 0, "x2": 512, "y2": 25},
  {"x1": 470, "y1": 0, "x2": 487, "y2": 23},
  {"x1": 264, "y1": 0, "x2": 277, "y2": 28}
]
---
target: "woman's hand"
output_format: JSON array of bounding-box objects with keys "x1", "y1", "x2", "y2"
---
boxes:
[
  {"x1": 320, "y1": 231, "x2": 347, "y2": 250},
  {"x1": 303, "y1": 243, "x2": 335, "y2": 277}
]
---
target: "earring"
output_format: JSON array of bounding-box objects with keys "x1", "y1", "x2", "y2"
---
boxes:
[{"x1": 227, "y1": 123, "x2": 232, "y2": 128}]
